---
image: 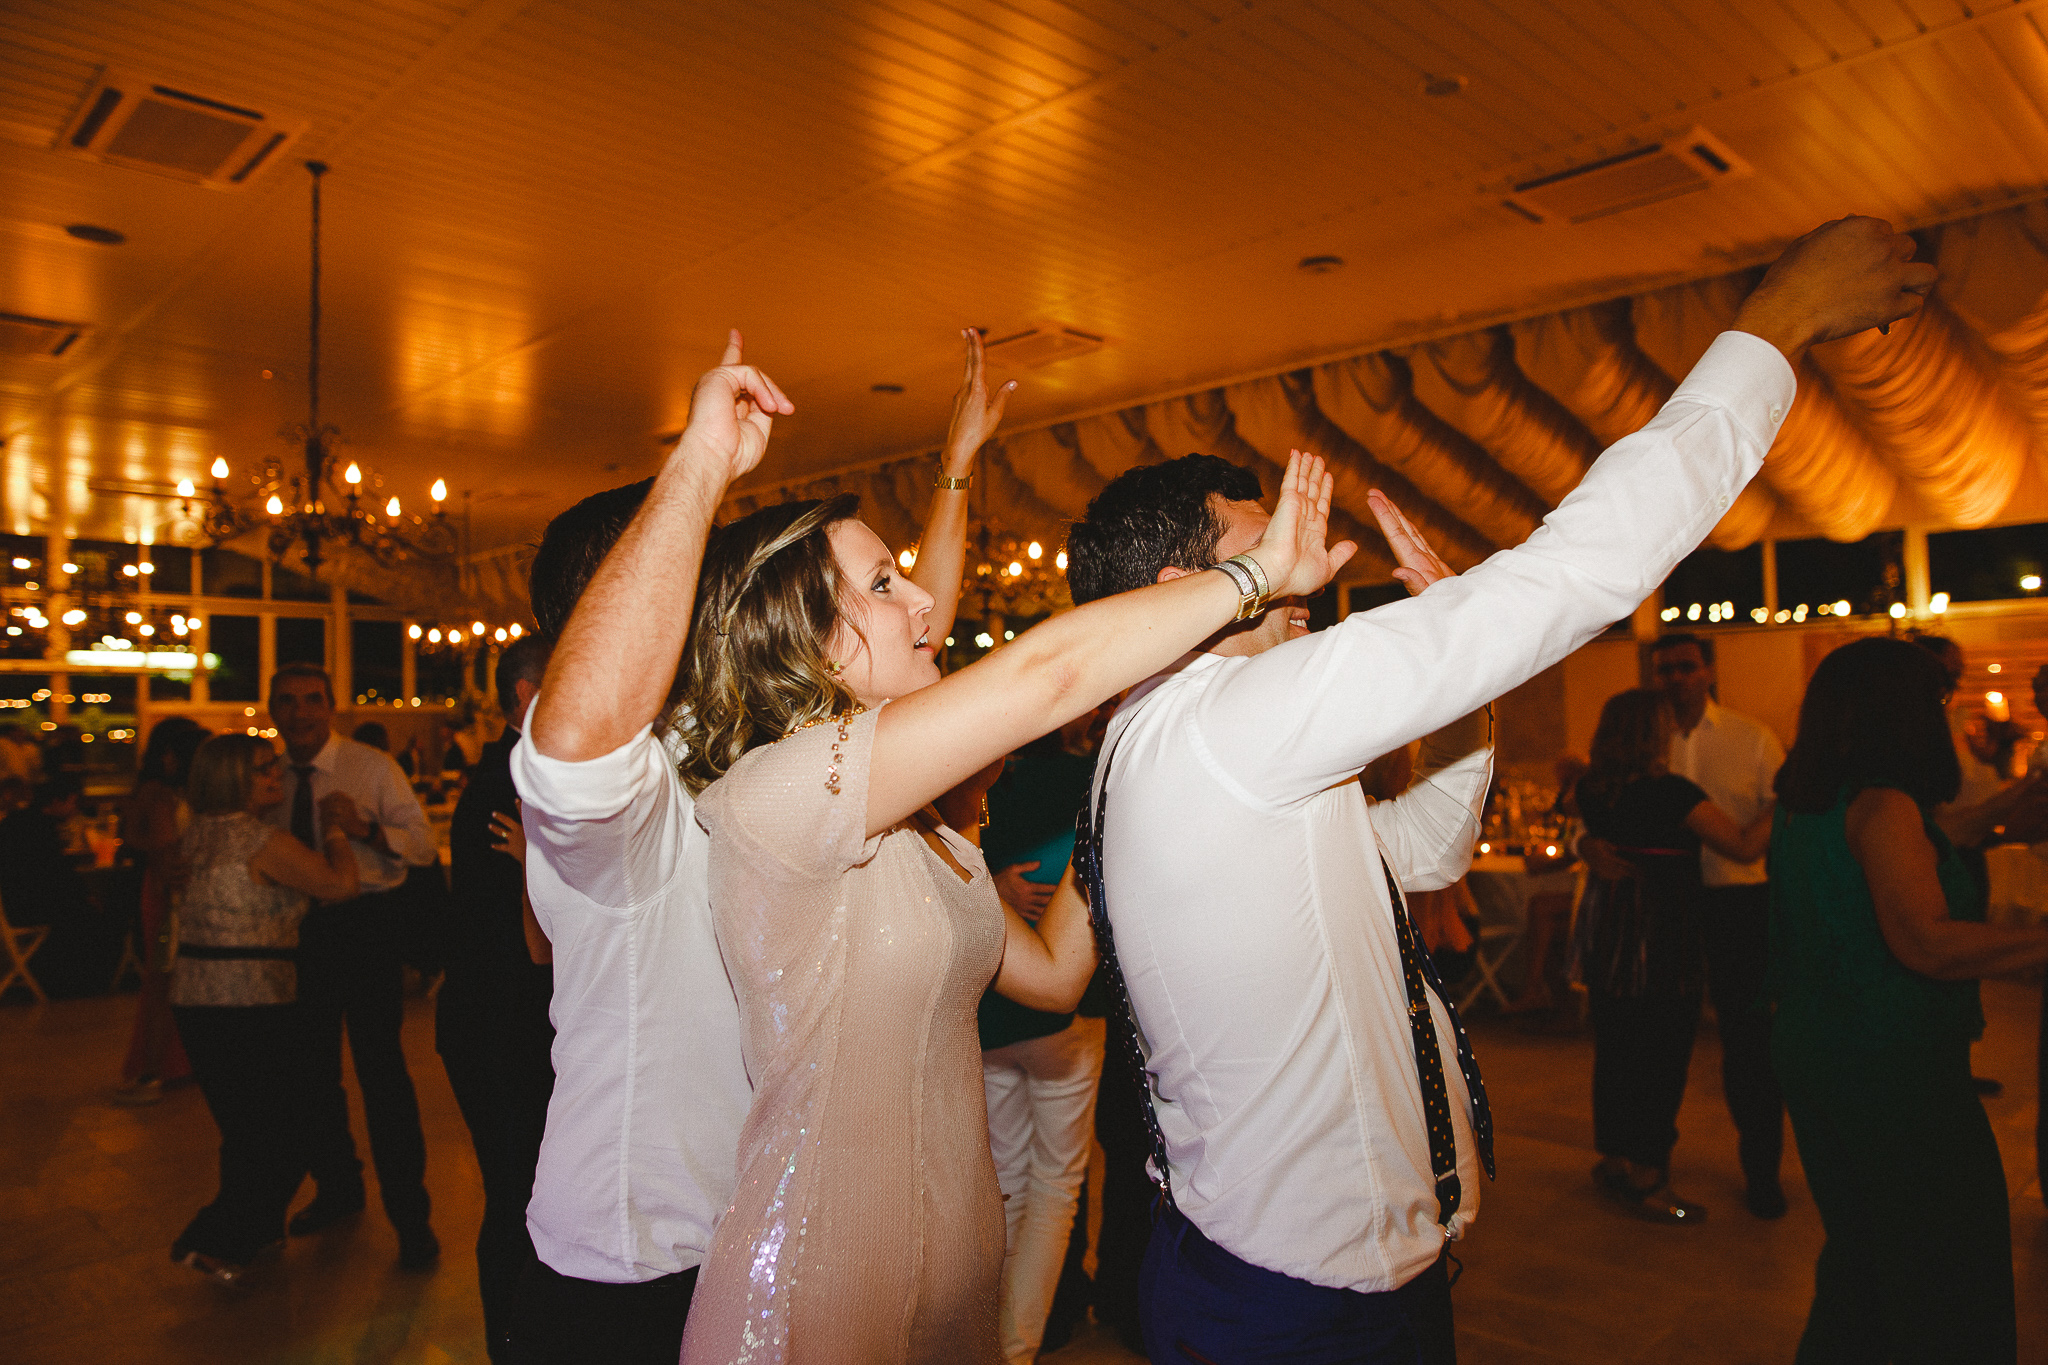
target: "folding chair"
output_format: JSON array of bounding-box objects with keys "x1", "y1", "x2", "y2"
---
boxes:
[
  {"x1": 1459, "y1": 873, "x2": 1526, "y2": 1013},
  {"x1": 0, "y1": 887, "x2": 49, "y2": 1005}
]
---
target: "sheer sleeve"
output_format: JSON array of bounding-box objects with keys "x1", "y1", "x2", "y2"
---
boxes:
[{"x1": 696, "y1": 706, "x2": 884, "y2": 883}]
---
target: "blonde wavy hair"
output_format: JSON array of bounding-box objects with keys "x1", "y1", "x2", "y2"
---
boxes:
[{"x1": 670, "y1": 494, "x2": 866, "y2": 794}]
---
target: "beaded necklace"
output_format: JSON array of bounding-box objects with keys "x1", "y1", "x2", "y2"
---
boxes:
[{"x1": 783, "y1": 704, "x2": 867, "y2": 794}]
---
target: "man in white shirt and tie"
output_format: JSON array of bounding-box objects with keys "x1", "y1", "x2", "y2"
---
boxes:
[
  {"x1": 1062, "y1": 217, "x2": 1935, "y2": 1361},
  {"x1": 1649, "y1": 631, "x2": 1788, "y2": 1218},
  {"x1": 268, "y1": 661, "x2": 441, "y2": 1267}
]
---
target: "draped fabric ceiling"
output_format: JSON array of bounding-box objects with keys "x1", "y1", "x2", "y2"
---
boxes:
[{"x1": 720, "y1": 201, "x2": 2048, "y2": 596}]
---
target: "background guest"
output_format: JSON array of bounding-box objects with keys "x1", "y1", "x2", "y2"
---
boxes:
[
  {"x1": 1770, "y1": 637, "x2": 2048, "y2": 1362},
  {"x1": 977, "y1": 708, "x2": 1110, "y2": 1365},
  {"x1": 1572, "y1": 688, "x2": 1770, "y2": 1224},
  {"x1": 169, "y1": 733, "x2": 358, "y2": 1284},
  {"x1": 438, "y1": 635, "x2": 556, "y2": 1363},
  {"x1": 0, "y1": 775, "x2": 98, "y2": 996},
  {"x1": 267, "y1": 662, "x2": 442, "y2": 1269},
  {"x1": 114, "y1": 717, "x2": 207, "y2": 1104},
  {"x1": 1647, "y1": 632, "x2": 1790, "y2": 1218},
  {"x1": 352, "y1": 721, "x2": 391, "y2": 753}
]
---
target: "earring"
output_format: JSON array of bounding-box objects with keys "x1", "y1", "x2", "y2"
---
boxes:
[{"x1": 826, "y1": 660, "x2": 843, "y2": 674}]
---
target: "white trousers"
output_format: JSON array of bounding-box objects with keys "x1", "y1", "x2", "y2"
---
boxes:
[{"x1": 982, "y1": 1016, "x2": 1107, "y2": 1365}]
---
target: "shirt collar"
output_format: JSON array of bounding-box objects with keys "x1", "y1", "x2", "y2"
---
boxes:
[{"x1": 299, "y1": 732, "x2": 340, "y2": 772}]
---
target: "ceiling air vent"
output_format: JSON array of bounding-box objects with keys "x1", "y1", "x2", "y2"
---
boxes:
[
  {"x1": 0, "y1": 311, "x2": 89, "y2": 359},
  {"x1": 1502, "y1": 127, "x2": 1751, "y2": 225},
  {"x1": 57, "y1": 69, "x2": 307, "y2": 189},
  {"x1": 984, "y1": 323, "x2": 1108, "y2": 370}
]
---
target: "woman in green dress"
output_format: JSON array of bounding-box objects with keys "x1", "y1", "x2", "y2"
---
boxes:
[{"x1": 1770, "y1": 637, "x2": 2048, "y2": 1363}]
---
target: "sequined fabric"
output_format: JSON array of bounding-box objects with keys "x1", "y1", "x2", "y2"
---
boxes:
[
  {"x1": 168, "y1": 812, "x2": 309, "y2": 1007},
  {"x1": 684, "y1": 708, "x2": 1006, "y2": 1365}
]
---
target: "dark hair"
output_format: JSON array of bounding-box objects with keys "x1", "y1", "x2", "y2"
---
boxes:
[
  {"x1": 138, "y1": 716, "x2": 208, "y2": 786},
  {"x1": 270, "y1": 661, "x2": 333, "y2": 705},
  {"x1": 351, "y1": 721, "x2": 390, "y2": 751},
  {"x1": 1065, "y1": 454, "x2": 1262, "y2": 606},
  {"x1": 1650, "y1": 632, "x2": 1715, "y2": 666},
  {"x1": 494, "y1": 634, "x2": 553, "y2": 710},
  {"x1": 1906, "y1": 630, "x2": 1964, "y2": 686},
  {"x1": 1776, "y1": 637, "x2": 1960, "y2": 813},
  {"x1": 671, "y1": 495, "x2": 863, "y2": 794},
  {"x1": 529, "y1": 479, "x2": 654, "y2": 640},
  {"x1": 1578, "y1": 689, "x2": 1673, "y2": 806}
]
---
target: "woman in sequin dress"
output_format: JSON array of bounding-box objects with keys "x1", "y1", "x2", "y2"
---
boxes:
[
  {"x1": 668, "y1": 402, "x2": 1353, "y2": 1365},
  {"x1": 168, "y1": 733, "x2": 360, "y2": 1284}
]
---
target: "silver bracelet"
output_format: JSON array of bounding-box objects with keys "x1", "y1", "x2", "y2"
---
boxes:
[
  {"x1": 1225, "y1": 553, "x2": 1270, "y2": 602},
  {"x1": 1211, "y1": 559, "x2": 1264, "y2": 621}
]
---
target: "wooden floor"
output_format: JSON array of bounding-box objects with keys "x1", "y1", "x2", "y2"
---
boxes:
[{"x1": 4, "y1": 981, "x2": 2043, "y2": 1364}]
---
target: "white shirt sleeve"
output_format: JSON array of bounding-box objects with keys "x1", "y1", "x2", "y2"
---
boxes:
[
  {"x1": 1188, "y1": 330, "x2": 1795, "y2": 808},
  {"x1": 370, "y1": 750, "x2": 436, "y2": 867},
  {"x1": 1369, "y1": 709, "x2": 1494, "y2": 892},
  {"x1": 510, "y1": 713, "x2": 689, "y2": 912}
]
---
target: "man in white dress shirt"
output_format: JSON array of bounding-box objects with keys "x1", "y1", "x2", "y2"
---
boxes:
[
  {"x1": 1650, "y1": 632, "x2": 1788, "y2": 1218},
  {"x1": 1062, "y1": 217, "x2": 1935, "y2": 1361},
  {"x1": 268, "y1": 662, "x2": 441, "y2": 1267}
]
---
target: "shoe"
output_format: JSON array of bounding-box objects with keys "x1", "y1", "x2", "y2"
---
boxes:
[
  {"x1": 1745, "y1": 1178, "x2": 1788, "y2": 1220},
  {"x1": 1973, "y1": 1075, "x2": 2004, "y2": 1097},
  {"x1": 397, "y1": 1223, "x2": 440, "y2": 1271},
  {"x1": 112, "y1": 1078, "x2": 162, "y2": 1107},
  {"x1": 1593, "y1": 1160, "x2": 1706, "y2": 1226},
  {"x1": 170, "y1": 1241, "x2": 248, "y2": 1287},
  {"x1": 287, "y1": 1191, "x2": 365, "y2": 1236}
]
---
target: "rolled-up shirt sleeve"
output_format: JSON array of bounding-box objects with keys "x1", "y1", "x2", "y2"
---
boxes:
[
  {"x1": 1191, "y1": 330, "x2": 1795, "y2": 808},
  {"x1": 372, "y1": 753, "x2": 436, "y2": 868},
  {"x1": 1371, "y1": 708, "x2": 1494, "y2": 893},
  {"x1": 510, "y1": 711, "x2": 688, "y2": 913}
]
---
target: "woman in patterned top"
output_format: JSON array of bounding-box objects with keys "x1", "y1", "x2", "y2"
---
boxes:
[{"x1": 169, "y1": 732, "x2": 359, "y2": 1285}]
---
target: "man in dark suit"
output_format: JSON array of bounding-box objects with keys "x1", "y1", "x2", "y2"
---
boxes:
[{"x1": 437, "y1": 635, "x2": 556, "y2": 1363}]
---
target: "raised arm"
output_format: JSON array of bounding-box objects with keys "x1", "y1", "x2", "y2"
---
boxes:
[
  {"x1": 993, "y1": 862, "x2": 1097, "y2": 1012},
  {"x1": 867, "y1": 451, "x2": 1355, "y2": 836},
  {"x1": 529, "y1": 331, "x2": 792, "y2": 763},
  {"x1": 910, "y1": 329, "x2": 1015, "y2": 650},
  {"x1": 1188, "y1": 216, "x2": 1939, "y2": 807}
]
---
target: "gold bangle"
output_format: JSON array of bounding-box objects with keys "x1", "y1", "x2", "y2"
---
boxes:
[{"x1": 934, "y1": 474, "x2": 970, "y2": 490}]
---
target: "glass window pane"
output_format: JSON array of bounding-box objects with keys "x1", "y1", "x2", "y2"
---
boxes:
[
  {"x1": 201, "y1": 549, "x2": 264, "y2": 599},
  {"x1": 270, "y1": 561, "x2": 328, "y2": 602},
  {"x1": 351, "y1": 621, "x2": 403, "y2": 704},
  {"x1": 277, "y1": 617, "x2": 325, "y2": 667},
  {"x1": 208, "y1": 615, "x2": 261, "y2": 701},
  {"x1": 1776, "y1": 532, "x2": 1900, "y2": 616},
  {"x1": 1661, "y1": 544, "x2": 1763, "y2": 620},
  {"x1": 143, "y1": 547, "x2": 193, "y2": 594},
  {"x1": 1928, "y1": 522, "x2": 2048, "y2": 604}
]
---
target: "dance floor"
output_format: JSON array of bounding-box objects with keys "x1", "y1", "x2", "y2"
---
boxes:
[{"x1": 3, "y1": 981, "x2": 2043, "y2": 1364}]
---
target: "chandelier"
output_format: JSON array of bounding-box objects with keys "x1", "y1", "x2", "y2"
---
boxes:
[
  {"x1": 173, "y1": 160, "x2": 457, "y2": 574},
  {"x1": 944, "y1": 475, "x2": 1071, "y2": 625}
]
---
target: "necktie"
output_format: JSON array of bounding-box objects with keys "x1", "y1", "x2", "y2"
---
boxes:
[
  {"x1": 290, "y1": 765, "x2": 317, "y2": 848},
  {"x1": 1380, "y1": 855, "x2": 1496, "y2": 1222}
]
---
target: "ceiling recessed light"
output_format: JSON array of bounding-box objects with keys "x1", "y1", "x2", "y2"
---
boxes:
[
  {"x1": 1422, "y1": 73, "x2": 1469, "y2": 97},
  {"x1": 64, "y1": 224, "x2": 126, "y2": 245},
  {"x1": 871, "y1": 383, "x2": 905, "y2": 394},
  {"x1": 1297, "y1": 255, "x2": 1345, "y2": 274}
]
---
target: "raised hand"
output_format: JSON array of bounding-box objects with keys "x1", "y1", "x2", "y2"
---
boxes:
[
  {"x1": 678, "y1": 329, "x2": 796, "y2": 484},
  {"x1": 1734, "y1": 217, "x2": 1939, "y2": 358},
  {"x1": 942, "y1": 328, "x2": 1016, "y2": 479},
  {"x1": 1367, "y1": 489, "x2": 1454, "y2": 595},
  {"x1": 1245, "y1": 450, "x2": 1358, "y2": 600}
]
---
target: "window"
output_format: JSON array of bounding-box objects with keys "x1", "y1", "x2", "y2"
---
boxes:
[
  {"x1": 1775, "y1": 532, "x2": 1901, "y2": 617},
  {"x1": 208, "y1": 616, "x2": 261, "y2": 701},
  {"x1": 1928, "y1": 522, "x2": 2048, "y2": 603},
  {"x1": 270, "y1": 561, "x2": 328, "y2": 603},
  {"x1": 276, "y1": 617, "x2": 325, "y2": 667},
  {"x1": 201, "y1": 549, "x2": 263, "y2": 599},
  {"x1": 352, "y1": 621, "x2": 403, "y2": 702},
  {"x1": 1661, "y1": 544, "x2": 1764, "y2": 621}
]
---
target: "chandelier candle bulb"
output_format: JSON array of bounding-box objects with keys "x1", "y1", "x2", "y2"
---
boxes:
[
  {"x1": 508, "y1": 623, "x2": 522, "y2": 638},
  {"x1": 386, "y1": 497, "x2": 401, "y2": 517},
  {"x1": 344, "y1": 463, "x2": 361, "y2": 485},
  {"x1": 1027, "y1": 542, "x2": 1042, "y2": 560},
  {"x1": 177, "y1": 478, "x2": 195, "y2": 497},
  {"x1": 431, "y1": 479, "x2": 447, "y2": 504},
  {"x1": 211, "y1": 458, "x2": 229, "y2": 479},
  {"x1": 471, "y1": 621, "x2": 485, "y2": 636},
  {"x1": 1931, "y1": 592, "x2": 1950, "y2": 614},
  {"x1": 1987, "y1": 691, "x2": 2011, "y2": 723},
  {"x1": 266, "y1": 495, "x2": 284, "y2": 516},
  {"x1": 899, "y1": 549, "x2": 915, "y2": 569}
]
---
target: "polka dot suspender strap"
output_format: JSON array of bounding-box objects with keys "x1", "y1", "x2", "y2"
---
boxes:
[
  {"x1": 1379, "y1": 852, "x2": 1497, "y2": 1226},
  {"x1": 1072, "y1": 740, "x2": 1178, "y2": 1212}
]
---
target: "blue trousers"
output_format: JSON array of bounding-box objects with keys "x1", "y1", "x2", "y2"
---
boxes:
[{"x1": 1140, "y1": 1203, "x2": 1456, "y2": 1365}]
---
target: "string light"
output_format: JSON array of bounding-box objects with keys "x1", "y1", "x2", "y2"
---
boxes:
[
  {"x1": 508, "y1": 623, "x2": 522, "y2": 638},
  {"x1": 1930, "y1": 591, "x2": 1950, "y2": 614},
  {"x1": 898, "y1": 549, "x2": 915, "y2": 569},
  {"x1": 1889, "y1": 603, "x2": 1907, "y2": 619},
  {"x1": 408, "y1": 624, "x2": 422, "y2": 639},
  {"x1": 1833, "y1": 600, "x2": 1851, "y2": 615}
]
